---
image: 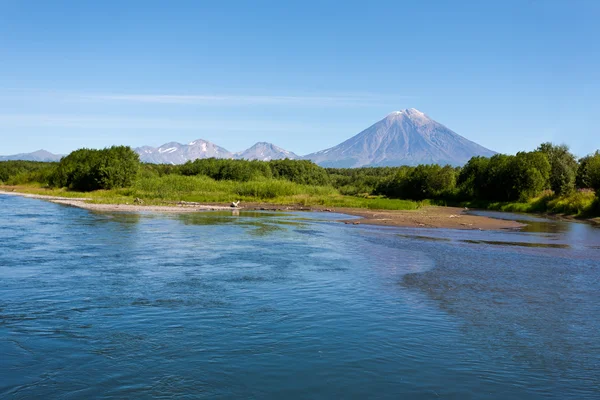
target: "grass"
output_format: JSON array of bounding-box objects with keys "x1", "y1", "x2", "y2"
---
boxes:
[
  {"x1": 463, "y1": 189, "x2": 599, "y2": 218},
  {"x1": 4, "y1": 175, "x2": 596, "y2": 217},
  {"x1": 0, "y1": 175, "x2": 422, "y2": 211}
]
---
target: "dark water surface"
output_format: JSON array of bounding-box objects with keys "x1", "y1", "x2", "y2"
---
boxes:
[{"x1": 1, "y1": 195, "x2": 599, "y2": 399}]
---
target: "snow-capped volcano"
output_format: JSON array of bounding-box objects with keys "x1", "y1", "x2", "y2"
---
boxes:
[
  {"x1": 304, "y1": 109, "x2": 496, "y2": 167},
  {"x1": 235, "y1": 142, "x2": 299, "y2": 161},
  {"x1": 134, "y1": 139, "x2": 233, "y2": 164}
]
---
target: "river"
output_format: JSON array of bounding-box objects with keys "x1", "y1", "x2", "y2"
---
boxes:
[{"x1": 1, "y1": 194, "x2": 599, "y2": 399}]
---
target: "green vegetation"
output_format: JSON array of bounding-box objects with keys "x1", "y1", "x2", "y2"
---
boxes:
[
  {"x1": 1, "y1": 142, "x2": 599, "y2": 217},
  {"x1": 0, "y1": 160, "x2": 56, "y2": 186},
  {"x1": 379, "y1": 164, "x2": 459, "y2": 200},
  {"x1": 462, "y1": 190, "x2": 597, "y2": 215},
  {"x1": 577, "y1": 151, "x2": 600, "y2": 191},
  {"x1": 49, "y1": 146, "x2": 140, "y2": 191},
  {"x1": 538, "y1": 143, "x2": 579, "y2": 196}
]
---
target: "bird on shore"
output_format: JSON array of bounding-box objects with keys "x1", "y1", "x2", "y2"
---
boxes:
[{"x1": 231, "y1": 200, "x2": 240, "y2": 208}]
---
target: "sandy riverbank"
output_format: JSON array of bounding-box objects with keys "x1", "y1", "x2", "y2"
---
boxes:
[
  {"x1": 0, "y1": 190, "x2": 524, "y2": 230},
  {"x1": 235, "y1": 202, "x2": 523, "y2": 230}
]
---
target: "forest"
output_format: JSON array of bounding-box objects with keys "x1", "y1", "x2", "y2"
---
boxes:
[{"x1": 1, "y1": 143, "x2": 599, "y2": 216}]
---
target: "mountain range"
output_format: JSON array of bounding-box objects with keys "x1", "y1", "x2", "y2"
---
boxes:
[
  {"x1": 0, "y1": 109, "x2": 495, "y2": 167},
  {"x1": 135, "y1": 139, "x2": 233, "y2": 164},
  {"x1": 0, "y1": 149, "x2": 63, "y2": 162}
]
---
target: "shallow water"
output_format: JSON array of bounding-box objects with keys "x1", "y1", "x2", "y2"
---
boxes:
[{"x1": 1, "y1": 195, "x2": 599, "y2": 399}]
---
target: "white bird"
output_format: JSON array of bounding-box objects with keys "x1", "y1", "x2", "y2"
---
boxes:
[{"x1": 231, "y1": 200, "x2": 240, "y2": 208}]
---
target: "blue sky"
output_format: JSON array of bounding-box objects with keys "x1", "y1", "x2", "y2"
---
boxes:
[{"x1": 0, "y1": 0, "x2": 598, "y2": 157}]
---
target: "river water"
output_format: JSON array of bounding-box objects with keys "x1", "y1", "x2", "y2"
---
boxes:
[{"x1": 1, "y1": 195, "x2": 599, "y2": 399}]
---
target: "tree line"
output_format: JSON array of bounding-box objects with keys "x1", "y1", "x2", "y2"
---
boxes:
[
  {"x1": 1, "y1": 143, "x2": 599, "y2": 206},
  {"x1": 0, "y1": 147, "x2": 140, "y2": 191},
  {"x1": 329, "y1": 144, "x2": 600, "y2": 203}
]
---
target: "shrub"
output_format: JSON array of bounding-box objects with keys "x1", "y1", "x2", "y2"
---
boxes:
[
  {"x1": 537, "y1": 142, "x2": 578, "y2": 195},
  {"x1": 378, "y1": 164, "x2": 457, "y2": 200},
  {"x1": 50, "y1": 146, "x2": 139, "y2": 191},
  {"x1": 0, "y1": 161, "x2": 56, "y2": 185}
]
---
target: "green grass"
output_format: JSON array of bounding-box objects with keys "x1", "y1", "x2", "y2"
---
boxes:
[
  {"x1": 463, "y1": 190, "x2": 599, "y2": 218},
  {"x1": 5, "y1": 175, "x2": 596, "y2": 217},
  {"x1": 1, "y1": 175, "x2": 421, "y2": 211},
  {"x1": 131, "y1": 175, "x2": 421, "y2": 210}
]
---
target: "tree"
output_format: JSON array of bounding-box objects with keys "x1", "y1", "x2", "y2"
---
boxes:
[
  {"x1": 382, "y1": 164, "x2": 456, "y2": 200},
  {"x1": 577, "y1": 151, "x2": 600, "y2": 190},
  {"x1": 482, "y1": 154, "x2": 514, "y2": 200},
  {"x1": 269, "y1": 159, "x2": 330, "y2": 185},
  {"x1": 458, "y1": 156, "x2": 490, "y2": 198},
  {"x1": 97, "y1": 146, "x2": 140, "y2": 189},
  {"x1": 50, "y1": 146, "x2": 139, "y2": 191},
  {"x1": 537, "y1": 143, "x2": 578, "y2": 195},
  {"x1": 457, "y1": 152, "x2": 550, "y2": 202},
  {"x1": 580, "y1": 152, "x2": 600, "y2": 192},
  {"x1": 511, "y1": 151, "x2": 550, "y2": 201}
]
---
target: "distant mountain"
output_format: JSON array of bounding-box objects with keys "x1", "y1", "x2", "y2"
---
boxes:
[
  {"x1": 0, "y1": 149, "x2": 63, "y2": 162},
  {"x1": 4, "y1": 109, "x2": 496, "y2": 167},
  {"x1": 235, "y1": 142, "x2": 299, "y2": 161},
  {"x1": 135, "y1": 139, "x2": 233, "y2": 164},
  {"x1": 304, "y1": 109, "x2": 496, "y2": 167}
]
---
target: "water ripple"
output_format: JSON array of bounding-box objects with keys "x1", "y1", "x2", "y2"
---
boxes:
[{"x1": 1, "y1": 194, "x2": 599, "y2": 399}]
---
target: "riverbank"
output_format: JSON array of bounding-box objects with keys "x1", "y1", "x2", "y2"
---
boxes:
[
  {"x1": 0, "y1": 189, "x2": 523, "y2": 230},
  {"x1": 459, "y1": 191, "x2": 599, "y2": 220}
]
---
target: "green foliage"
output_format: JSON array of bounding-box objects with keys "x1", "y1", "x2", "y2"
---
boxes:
[
  {"x1": 178, "y1": 158, "x2": 329, "y2": 185},
  {"x1": 3, "y1": 141, "x2": 599, "y2": 218},
  {"x1": 96, "y1": 146, "x2": 140, "y2": 189},
  {"x1": 457, "y1": 156, "x2": 490, "y2": 198},
  {"x1": 327, "y1": 166, "x2": 400, "y2": 195},
  {"x1": 50, "y1": 146, "x2": 139, "y2": 191},
  {"x1": 511, "y1": 151, "x2": 551, "y2": 201},
  {"x1": 466, "y1": 189, "x2": 597, "y2": 217},
  {"x1": 457, "y1": 151, "x2": 550, "y2": 202},
  {"x1": 132, "y1": 174, "x2": 335, "y2": 200},
  {"x1": 537, "y1": 142, "x2": 578, "y2": 195},
  {"x1": 545, "y1": 190, "x2": 597, "y2": 216},
  {"x1": 141, "y1": 163, "x2": 179, "y2": 177},
  {"x1": 128, "y1": 174, "x2": 418, "y2": 210},
  {"x1": 180, "y1": 158, "x2": 272, "y2": 181},
  {"x1": 269, "y1": 159, "x2": 330, "y2": 185},
  {"x1": 379, "y1": 164, "x2": 457, "y2": 200},
  {"x1": 234, "y1": 179, "x2": 335, "y2": 199},
  {"x1": 0, "y1": 161, "x2": 56, "y2": 185},
  {"x1": 577, "y1": 151, "x2": 600, "y2": 191}
]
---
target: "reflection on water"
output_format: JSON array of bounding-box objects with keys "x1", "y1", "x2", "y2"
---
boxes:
[{"x1": 1, "y1": 195, "x2": 599, "y2": 399}]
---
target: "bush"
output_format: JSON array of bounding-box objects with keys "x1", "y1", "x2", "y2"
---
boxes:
[
  {"x1": 269, "y1": 159, "x2": 330, "y2": 185},
  {"x1": 537, "y1": 142, "x2": 578, "y2": 195},
  {"x1": 0, "y1": 161, "x2": 56, "y2": 185},
  {"x1": 457, "y1": 152, "x2": 550, "y2": 202},
  {"x1": 545, "y1": 189, "x2": 596, "y2": 215},
  {"x1": 577, "y1": 151, "x2": 600, "y2": 191},
  {"x1": 50, "y1": 146, "x2": 139, "y2": 191},
  {"x1": 378, "y1": 164, "x2": 457, "y2": 200}
]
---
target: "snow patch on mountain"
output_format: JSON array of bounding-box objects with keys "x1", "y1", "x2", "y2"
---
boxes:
[{"x1": 135, "y1": 139, "x2": 233, "y2": 164}]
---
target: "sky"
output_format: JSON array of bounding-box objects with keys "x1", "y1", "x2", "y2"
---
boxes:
[{"x1": 0, "y1": 0, "x2": 598, "y2": 157}]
